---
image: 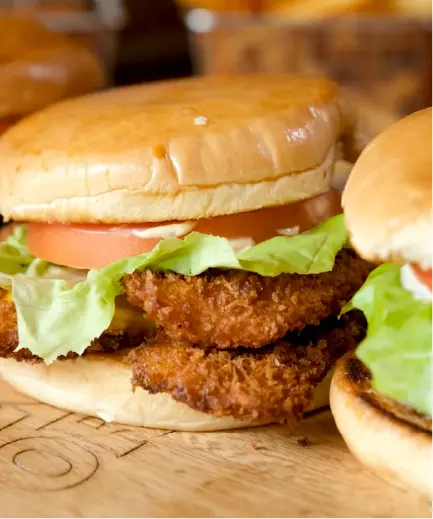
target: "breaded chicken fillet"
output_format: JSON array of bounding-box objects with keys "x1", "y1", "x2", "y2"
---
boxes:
[
  {"x1": 124, "y1": 250, "x2": 371, "y2": 349},
  {"x1": 130, "y1": 313, "x2": 366, "y2": 424}
]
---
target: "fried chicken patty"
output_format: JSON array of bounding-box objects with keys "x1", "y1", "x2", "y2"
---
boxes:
[
  {"x1": 0, "y1": 292, "x2": 147, "y2": 363},
  {"x1": 124, "y1": 250, "x2": 372, "y2": 349},
  {"x1": 129, "y1": 312, "x2": 366, "y2": 424}
]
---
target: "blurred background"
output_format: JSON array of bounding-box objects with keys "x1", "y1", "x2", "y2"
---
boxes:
[{"x1": 0, "y1": 0, "x2": 431, "y2": 159}]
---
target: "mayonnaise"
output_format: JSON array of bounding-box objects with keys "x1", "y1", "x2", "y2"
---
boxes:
[
  {"x1": 400, "y1": 264, "x2": 432, "y2": 301},
  {"x1": 277, "y1": 226, "x2": 300, "y2": 237},
  {"x1": 132, "y1": 221, "x2": 197, "y2": 239},
  {"x1": 228, "y1": 237, "x2": 256, "y2": 254}
]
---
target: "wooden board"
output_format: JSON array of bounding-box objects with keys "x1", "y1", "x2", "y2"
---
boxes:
[{"x1": 0, "y1": 379, "x2": 429, "y2": 518}]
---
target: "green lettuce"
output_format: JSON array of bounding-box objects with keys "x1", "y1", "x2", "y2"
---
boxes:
[
  {"x1": 0, "y1": 214, "x2": 347, "y2": 363},
  {"x1": 0, "y1": 226, "x2": 35, "y2": 275},
  {"x1": 345, "y1": 264, "x2": 432, "y2": 415}
]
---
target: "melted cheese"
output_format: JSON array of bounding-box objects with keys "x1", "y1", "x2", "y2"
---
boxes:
[
  {"x1": 1, "y1": 289, "x2": 12, "y2": 302},
  {"x1": 107, "y1": 298, "x2": 152, "y2": 334}
]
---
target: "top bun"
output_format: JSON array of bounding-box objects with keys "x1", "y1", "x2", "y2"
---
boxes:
[
  {"x1": 0, "y1": 14, "x2": 103, "y2": 119},
  {"x1": 0, "y1": 75, "x2": 340, "y2": 223},
  {"x1": 343, "y1": 108, "x2": 432, "y2": 269}
]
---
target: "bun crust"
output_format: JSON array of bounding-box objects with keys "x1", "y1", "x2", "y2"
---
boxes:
[
  {"x1": 330, "y1": 354, "x2": 432, "y2": 498},
  {"x1": 0, "y1": 75, "x2": 340, "y2": 223},
  {"x1": 342, "y1": 108, "x2": 432, "y2": 268},
  {"x1": 0, "y1": 14, "x2": 103, "y2": 119},
  {"x1": 0, "y1": 352, "x2": 332, "y2": 432}
]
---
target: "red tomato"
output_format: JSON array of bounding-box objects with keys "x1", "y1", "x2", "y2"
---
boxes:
[{"x1": 25, "y1": 189, "x2": 342, "y2": 269}]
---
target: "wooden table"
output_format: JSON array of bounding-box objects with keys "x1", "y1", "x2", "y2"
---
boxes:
[{"x1": 0, "y1": 379, "x2": 429, "y2": 518}]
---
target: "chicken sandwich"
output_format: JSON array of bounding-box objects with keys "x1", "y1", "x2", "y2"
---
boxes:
[{"x1": 0, "y1": 75, "x2": 371, "y2": 430}]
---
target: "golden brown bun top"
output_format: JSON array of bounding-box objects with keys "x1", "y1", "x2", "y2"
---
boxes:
[
  {"x1": 342, "y1": 108, "x2": 432, "y2": 268},
  {"x1": 0, "y1": 74, "x2": 341, "y2": 223},
  {"x1": 0, "y1": 13, "x2": 103, "y2": 118}
]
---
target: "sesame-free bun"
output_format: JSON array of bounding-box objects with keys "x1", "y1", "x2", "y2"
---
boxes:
[
  {"x1": 0, "y1": 353, "x2": 332, "y2": 432},
  {"x1": 0, "y1": 75, "x2": 341, "y2": 223},
  {"x1": 0, "y1": 14, "x2": 103, "y2": 119},
  {"x1": 330, "y1": 355, "x2": 432, "y2": 499},
  {"x1": 342, "y1": 108, "x2": 432, "y2": 269}
]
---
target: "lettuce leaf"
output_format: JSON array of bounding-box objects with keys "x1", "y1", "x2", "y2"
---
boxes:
[
  {"x1": 347, "y1": 264, "x2": 432, "y2": 415},
  {"x1": 0, "y1": 226, "x2": 35, "y2": 275},
  {"x1": 0, "y1": 214, "x2": 347, "y2": 363}
]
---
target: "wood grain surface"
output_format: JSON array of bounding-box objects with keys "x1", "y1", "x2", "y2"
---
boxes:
[{"x1": 0, "y1": 379, "x2": 429, "y2": 518}]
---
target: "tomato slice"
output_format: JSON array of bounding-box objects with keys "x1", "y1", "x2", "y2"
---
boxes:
[
  {"x1": 24, "y1": 189, "x2": 342, "y2": 269},
  {"x1": 411, "y1": 265, "x2": 432, "y2": 291}
]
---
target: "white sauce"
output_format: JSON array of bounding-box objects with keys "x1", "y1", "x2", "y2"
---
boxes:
[
  {"x1": 131, "y1": 219, "x2": 296, "y2": 254},
  {"x1": 132, "y1": 221, "x2": 257, "y2": 253},
  {"x1": 400, "y1": 264, "x2": 431, "y2": 301},
  {"x1": 132, "y1": 221, "x2": 197, "y2": 239},
  {"x1": 228, "y1": 237, "x2": 256, "y2": 254},
  {"x1": 277, "y1": 226, "x2": 300, "y2": 237}
]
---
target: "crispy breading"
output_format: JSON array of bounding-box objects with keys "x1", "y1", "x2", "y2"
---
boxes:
[
  {"x1": 0, "y1": 291, "x2": 147, "y2": 363},
  {"x1": 124, "y1": 250, "x2": 372, "y2": 349},
  {"x1": 129, "y1": 312, "x2": 366, "y2": 424}
]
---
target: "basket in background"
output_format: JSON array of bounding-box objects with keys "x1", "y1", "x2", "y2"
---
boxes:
[{"x1": 178, "y1": 1, "x2": 432, "y2": 122}]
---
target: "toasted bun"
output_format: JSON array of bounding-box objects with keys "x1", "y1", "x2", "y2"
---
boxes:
[
  {"x1": 0, "y1": 14, "x2": 103, "y2": 119},
  {"x1": 0, "y1": 352, "x2": 332, "y2": 432},
  {"x1": 0, "y1": 75, "x2": 340, "y2": 223},
  {"x1": 330, "y1": 355, "x2": 432, "y2": 499},
  {"x1": 342, "y1": 108, "x2": 432, "y2": 269}
]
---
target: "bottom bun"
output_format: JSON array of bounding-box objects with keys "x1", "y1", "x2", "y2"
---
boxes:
[
  {"x1": 0, "y1": 351, "x2": 332, "y2": 432},
  {"x1": 330, "y1": 354, "x2": 432, "y2": 499}
]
